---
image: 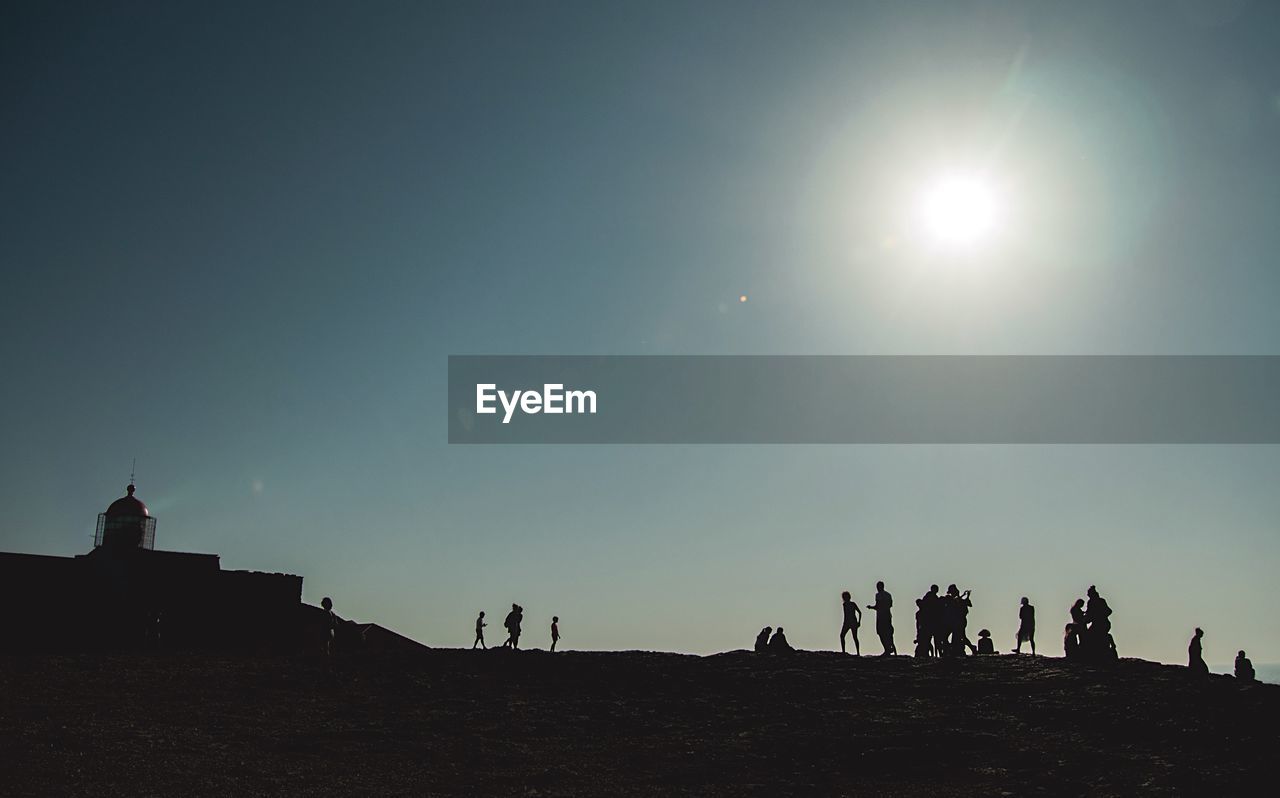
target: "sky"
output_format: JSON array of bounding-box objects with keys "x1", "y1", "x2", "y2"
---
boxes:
[{"x1": 2, "y1": 0, "x2": 1279, "y2": 665}]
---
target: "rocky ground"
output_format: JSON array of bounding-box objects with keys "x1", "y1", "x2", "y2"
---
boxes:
[{"x1": 0, "y1": 649, "x2": 1271, "y2": 796}]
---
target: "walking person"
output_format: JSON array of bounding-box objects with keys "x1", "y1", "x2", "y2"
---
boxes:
[
  {"x1": 473, "y1": 611, "x2": 487, "y2": 649},
  {"x1": 840, "y1": 590, "x2": 862, "y2": 655},
  {"x1": 867, "y1": 581, "x2": 896, "y2": 656},
  {"x1": 550, "y1": 616, "x2": 561, "y2": 652},
  {"x1": 502, "y1": 603, "x2": 523, "y2": 649}
]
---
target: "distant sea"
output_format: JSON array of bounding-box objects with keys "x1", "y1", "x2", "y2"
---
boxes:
[{"x1": 1211, "y1": 663, "x2": 1280, "y2": 685}]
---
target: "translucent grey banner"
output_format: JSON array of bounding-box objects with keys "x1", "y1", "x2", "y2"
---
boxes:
[{"x1": 447, "y1": 356, "x2": 1280, "y2": 444}]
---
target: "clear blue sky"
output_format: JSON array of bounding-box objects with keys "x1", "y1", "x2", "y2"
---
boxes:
[{"x1": 2, "y1": 1, "x2": 1278, "y2": 663}]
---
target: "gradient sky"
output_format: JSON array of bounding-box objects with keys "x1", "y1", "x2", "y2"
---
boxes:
[{"x1": 3, "y1": 1, "x2": 1279, "y2": 664}]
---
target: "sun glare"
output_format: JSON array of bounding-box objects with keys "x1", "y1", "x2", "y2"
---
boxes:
[{"x1": 917, "y1": 174, "x2": 1002, "y2": 248}]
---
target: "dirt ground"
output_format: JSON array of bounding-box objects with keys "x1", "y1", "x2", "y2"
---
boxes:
[{"x1": 0, "y1": 649, "x2": 1271, "y2": 796}]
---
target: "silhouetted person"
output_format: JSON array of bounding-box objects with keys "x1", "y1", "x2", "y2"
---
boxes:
[
  {"x1": 1081, "y1": 586, "x2": 1116, "y2": 663},
  {"x1": 957, "y1": 586, "x2": 976, "y2": 655},
  {"x1": 1235, "y1": 650, "x2": 1255, "y2": 683},
  {"x1": 769, "y1": 626, "x2": 794, "y2": 653},
  {"x1": 1064, "y1": 623, "x2": 1079, "y2": 659},
  {"x1": 1188, "y1": 628, "x2": 1208, "y2": 677},
  {"x1": 474, "y1": 611, "x2": 487, "y2": 649},
  {"x1": 913, "y1": 598, "x2": 931, "y2": 658},
  {"x1": 1015, "y1": 597, "x2": 1036, "y2": 655},
  {"x1": 867, "y1": 581, "x2": 896, "y2": 655},
  {"x1": 922, "y1": 584, "x2": 945, "y2": 657},
  {"x1": 502, "y1": 603, "x2": 523, "y2": 649},
  {"x1": 942, "y1": 584, "x2": 975, "y2": 656},
  {"x1": 840, "y1": 590, "x2": 862, "y2": 655},
  {"x1": 551, "y1": 616, "x2": 560, "y2": 652},
  {"x1": 1085, "y1": 586, "x2": 1111, "y2": 635},
  {"x1": 501, "y1": 606, "x2": 515, "y2": 648},
  {"x1": 1069, "y1": 598, "x2": 1087, "y2": 629},
  {"x1": 321, "y1": 596, "x2": 337, "y2": 656},
  {"x1": 976, "y1": 629, "x2": 995, "y2": 655},
  {"x1": 755, "y1": 626, "x2": 772, "y2": 653}
]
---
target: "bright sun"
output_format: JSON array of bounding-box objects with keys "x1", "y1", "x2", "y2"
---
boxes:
[{"x1": 917, "y1": 174, "x2": 1002, "y2": 248}]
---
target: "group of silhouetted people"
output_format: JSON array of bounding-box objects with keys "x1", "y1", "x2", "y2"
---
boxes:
[
  {"x1": 753, "y1": 581, "x2": 1104, "y2": 661},
  {"x1": 835, "y1": 583, "x2": 896, "y2": 656},
  {"x1": 764, "y1": 582, "x2": 1048, "y2": 660},
  {"x1": 1188, "y1": 627, "x2": 1257, "y2": 683},
  {"x1": 754, "y1": 625, "x2": 794, "y2": 654},
  {"x1": 758, "y1": 581, "x2": 898, "y2": 656},
  {"x1": 472, "y1": 605, "x2": 561, "y2": 651},
  {"x1": 463, "y1": 585, "x2": 1263, "y2": 683},
  {"x1": 911, "y1": 583, "x2": 980, "y2": 658},
  {"x1": 1063, "y1": 585, "x2": 1118, "y2": 663}
]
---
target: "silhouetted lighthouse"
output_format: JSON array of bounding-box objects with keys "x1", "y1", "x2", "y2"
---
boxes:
[
  {"x1": 0, "y1": 478, "x2": 415, "y2": 654},
  {"x1": 94, "y1": 483, "x2": 157, "y2": 550}
]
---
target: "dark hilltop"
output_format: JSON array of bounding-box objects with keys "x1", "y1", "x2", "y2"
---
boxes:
[{"x1": 1, "y1": 648, "x2": 1272, "y2": 797}]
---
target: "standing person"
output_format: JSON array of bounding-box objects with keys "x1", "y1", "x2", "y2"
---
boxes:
[
  {"x1": 550, "y1": 616, "x2": 560, "y2": 652},
  {"x1": 923, "y1": 584, "x2": 945, "y2": 657},
  {"x1": 940, "y1": 584, "x2": 974, "y2": 656},
  {"x1": 1188, "y1": 628, "x2": 1209, "y2": 677},
  {"x1": 952, "y1": 585, "x2": 976, "y2": 656},
  {"x1": 321, "y1": 596, "x2": 337, "y2": 656},
  {"x1": 473, "y1": 611, "x2": 487, "y2": 649},
  {"x1": 511, "y1": 605, "x2": 523, "y2": 650},
  {"x1": 840, "y1": 590, "x2": 862, "y2": 655},
  {"x1": 866, "y1": 581, "x2": 896, "y2": 656},
  {"x1": 1015, "y1": 597, "x2": 1036, "y2": 655}
]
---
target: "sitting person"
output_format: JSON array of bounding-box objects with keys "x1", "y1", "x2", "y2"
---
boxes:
[
  {"x1": 754, "y1": 626, "x2": 772, "y2": 653},
  {"x1": 1063, "y1": 623, "x2": 1080, "y2": 660},
  {"x1": 768, "y1": 626, "x2": 794, "y2": 653},
  {"x1": 1235, "y1": 650, "x2": 1256, "y2": 683},
  {"x1": 976, "y1": 629, "x2": 996, "y2": 655}
]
